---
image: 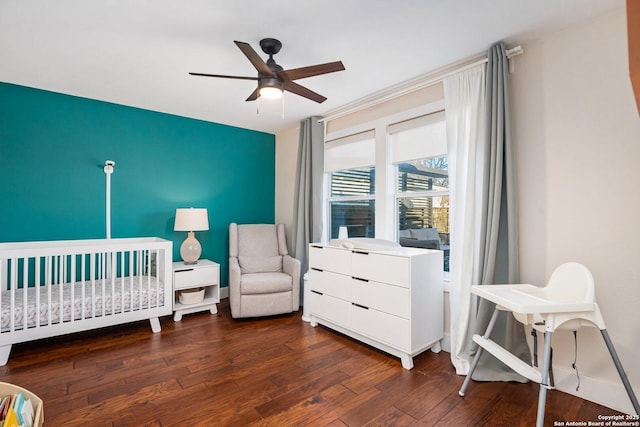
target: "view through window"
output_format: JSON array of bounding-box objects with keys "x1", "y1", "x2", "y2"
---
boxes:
[
  {"x1": 329, "y1": 167, "x2": 375, "y2": 239},
  {"x1": 396, "y1": 157, "x2": 449, "y2": 271}
]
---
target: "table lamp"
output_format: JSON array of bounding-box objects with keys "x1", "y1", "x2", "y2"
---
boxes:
[{"x1": 174, "y1": 208, "x2": 209, "y2": 264}]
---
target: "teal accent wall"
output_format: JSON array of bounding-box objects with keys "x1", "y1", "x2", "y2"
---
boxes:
[{"x1": 0, "y1": 82, "x2": 275, "y2": 285}]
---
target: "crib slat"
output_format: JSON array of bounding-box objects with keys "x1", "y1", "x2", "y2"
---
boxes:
[
  {"x1": 0, "y1": 259, "x2": 3, "y2": 332},
  {"x1": 111, "y1": 252, "x2": 115, "y2": 316},
  {"x1": 10, "y1": 258, "x2": 16, "y2": 332},
  {"x1": 137, "y1": 250, "x2": 142, "y2": 311},
  {"x1": 22, "y1": 258, "x2": 28, "y2": 331},
  {"x1": 46, "y1": 256, "x2": 52, "y2": 326},
  {"x1": 129, "y1": 251, "x2": 134, "y2": 312},
  {"x1": 120, "y1": 251, "x2": 125, "y2": 314},
  {"x1": 101, "y1": 253, "x2": 106, "y2": 317},
  {"x1": 70, "y1": 254, "x2": 76, "y2": 323},
  {"x1": 59, "y1": 256, "x2": 64, "y2": 325},
  {"x1": 81, "y1": 254, "x2": 86, "y2": 320},
  {"x1": 35, "y1": 257, "x2": 41, "y2": 329}
]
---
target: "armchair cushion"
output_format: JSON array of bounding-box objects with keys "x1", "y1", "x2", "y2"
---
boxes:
[
  {"x1": 400, "y1": 237, "x2": 440, "y2": 250},
  {"x1": 398, "y1": 229, "x2": 411, "y2": 238},
  {"x1": 238, "y1": 255, "x2": 282, "y2": 274},
  {"x1": 237, "y1": 224, "x2": 281, "y2": 257},
  {"x1": 240, "y1": 272, "x2": 293, "y2": 295},
  {"x1": 410, "y1": 227, "x2": 440, "y2": 241},
  {"x1": 399, "y1": 227, "x2": 442, "y2": 250}
]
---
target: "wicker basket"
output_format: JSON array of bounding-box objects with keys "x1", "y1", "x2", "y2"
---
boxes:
[{"x1": 179, "y1": 287, "x2": 205, "y2": 304}]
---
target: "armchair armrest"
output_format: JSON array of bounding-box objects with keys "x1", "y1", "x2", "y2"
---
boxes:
[
  {"x1": 283, "y1": 255, "x2": 301, "y2": 311},
  {"x1": 228, "y1": 257, "x2": 242, "y2": 318}
]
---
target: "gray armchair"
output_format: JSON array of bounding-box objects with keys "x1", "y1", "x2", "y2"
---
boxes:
[{"x1": 228, "y1": 223, "x2": 300, "y2": 318}]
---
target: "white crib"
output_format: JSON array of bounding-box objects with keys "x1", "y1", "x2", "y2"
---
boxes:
[{"x1": 0, "y1": 237, "x2": 173, "y2": 365}]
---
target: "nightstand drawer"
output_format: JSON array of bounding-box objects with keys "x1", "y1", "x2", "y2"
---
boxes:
[{"x1": 174, "y1": 265, "x2": 219, "y2": 289}]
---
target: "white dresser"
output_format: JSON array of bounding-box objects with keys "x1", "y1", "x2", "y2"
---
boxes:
[{"x1": 308, "y1": 243, "x2": 443, "y2": 369}]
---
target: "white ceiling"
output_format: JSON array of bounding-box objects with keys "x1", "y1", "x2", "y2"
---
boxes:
[{"x1": 0, "y1": 0, "x2": 624, "y2": 135}]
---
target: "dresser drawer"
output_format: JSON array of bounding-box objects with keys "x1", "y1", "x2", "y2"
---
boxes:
[
  {"x1": 309, "y1": 244, "x2": 350, "y2": 274},
  {"x1": 309, "y1": 290, "x2": 350, "y2": 327},
  {"x1": 351, "y1": 251, "x2": 410, "y2": 287},
  {"x1": 351, "y1": 304, "x2": 409, "y2": 350},
  {"x1": 350, "y1": 278, "x2": 409, "y2": 318},
  {"x1": 309, "y1": 269, "x2": 351, "y2": 301},
  {"x1": 174, "y1": 265, "x2": 219, "y2": 289}
]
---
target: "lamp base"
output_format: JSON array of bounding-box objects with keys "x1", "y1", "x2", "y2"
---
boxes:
[{"x1": 180, "y1": 231, "x2": 202, "y2": 264}]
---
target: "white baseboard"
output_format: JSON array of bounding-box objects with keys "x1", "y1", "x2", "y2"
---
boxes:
[
  {"x1": 552, "y1": 366, "x2": 636, "y2": 415},
  {"x1": 441, "y1": 332, "x2": 451, "y2": 353},
  {"x1": 220, "y1": 286, "x2": 228, "y2": 300}
]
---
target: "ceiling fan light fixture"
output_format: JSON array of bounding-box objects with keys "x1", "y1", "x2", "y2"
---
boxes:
[
  {"x1": 259, "y1": 77, "x2": 283, "y2": 99},
  {"x1": 259, "y1": 86, "x2": 283, "y2": 99}
]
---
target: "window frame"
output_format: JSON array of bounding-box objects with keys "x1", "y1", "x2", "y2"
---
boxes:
[{"x1": 323, "y1": 99, "x2": 446, "y2": 243}]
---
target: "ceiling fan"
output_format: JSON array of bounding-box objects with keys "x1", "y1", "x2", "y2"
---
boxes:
[{"x1": 189, "y1": 38, "x2": 345, "y2": 103}]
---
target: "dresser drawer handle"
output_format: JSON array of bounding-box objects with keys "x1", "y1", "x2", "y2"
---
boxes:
[
  {"x1": 353, "y1": 251, "x2": 369, "y2": 255},
  {"x1": 352, "y1": 303, "x2": 369, "y2": 310},
  {"x1": 175, "y1": 268, "x2": 195, "y2": 273},
  {"x1": 352, "y1": 277, "x2": 369, "y2": 282},
  {"x1": 311, "y1": 267, "x2": 323, "y2": 272},
  {"x1": 311, "y1": 290, "x2": 323, "y2": 296},
  {"x1": 311, "y1": 245, "x2": 323, "y2": 249}
]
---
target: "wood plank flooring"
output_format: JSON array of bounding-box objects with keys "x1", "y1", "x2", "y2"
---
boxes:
[{"x1": 0, "y1": 299, "x2": 623, "y2": 426}]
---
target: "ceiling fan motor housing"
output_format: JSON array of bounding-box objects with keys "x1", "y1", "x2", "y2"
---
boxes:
[
  {"x1": 260, "y1": 76, "x2": 283, "y2": 91},
  {"x1": 259, "y1": 38, "x2": 282, "y2": 55}
]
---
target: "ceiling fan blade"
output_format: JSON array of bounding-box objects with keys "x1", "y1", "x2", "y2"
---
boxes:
[
  {"x1": 246, "y1": 88, "x2": 259, "y2": 102},
  {"x1": 189, "y1": 72, "x2": 259, "y2": 81},
  {"x1": 234, "y1": 41, "x2": 274, "y2": 77},
  {"x1": 278, "y1": 61, "x2": 345, "y2": 81},
  {"x1": 283, "y1": 81, "x2": 327, "y2": 103}
]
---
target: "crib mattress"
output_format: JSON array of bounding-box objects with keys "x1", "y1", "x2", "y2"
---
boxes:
[{"x1": 1, "y1": 276, "x2": 165, "y2": 332}]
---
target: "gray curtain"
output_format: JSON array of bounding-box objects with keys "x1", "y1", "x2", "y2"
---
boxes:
[
  {"x1": 292, "y1": 116, "x2": 324, "y2": 305},
  {"x1": 470, "y1": 42, "x2": 531, "y2": 381}
]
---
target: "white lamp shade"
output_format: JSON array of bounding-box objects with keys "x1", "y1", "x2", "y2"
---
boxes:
[{"x1": 174, "y1": 208, "x2": 209, "y2": 231}]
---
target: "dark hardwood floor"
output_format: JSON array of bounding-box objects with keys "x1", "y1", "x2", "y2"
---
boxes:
[{"x1": 0, "y1": 299, "x2": 622, "y2": 426}]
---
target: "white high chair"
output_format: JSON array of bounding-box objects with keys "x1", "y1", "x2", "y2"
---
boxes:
[{"x1": 459, "y1": 262, "x2": 639, "y2": 427}]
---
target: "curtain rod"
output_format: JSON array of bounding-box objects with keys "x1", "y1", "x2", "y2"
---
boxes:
[{"x1": 320, "y1": 45, "x2": 523, "y2": 123}]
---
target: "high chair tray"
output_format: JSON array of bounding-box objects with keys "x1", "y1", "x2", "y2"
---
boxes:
[{"x1": 472, "y1": 284, "x2": 595, "y2": 314}]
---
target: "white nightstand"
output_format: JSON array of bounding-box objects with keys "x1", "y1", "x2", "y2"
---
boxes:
[{"x1": 172, "y1": 259, "x2": 220, "y2": 321}]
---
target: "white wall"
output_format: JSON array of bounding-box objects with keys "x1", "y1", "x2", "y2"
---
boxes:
[
  {"x1": 275, "y1": 6, "x2": 639, "y2": 414},
  {"x1": 512, "y1": 8, "x2": 640, "y2": 413}
]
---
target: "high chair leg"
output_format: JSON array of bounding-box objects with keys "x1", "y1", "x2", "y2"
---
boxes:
[{"x1": 601, "y1": 329, "x2": 640, "y2": 415}]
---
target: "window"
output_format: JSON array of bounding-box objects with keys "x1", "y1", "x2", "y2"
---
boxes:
[
  {"x1": 390, "y1": 111, "x2": 449, "y2": 271},
  {"x1": 329, "y1": 167, "x2": 375, "y2": 238},
  {"x1": 325, "y1": 131, "x2": 376, "y2": 239}
]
